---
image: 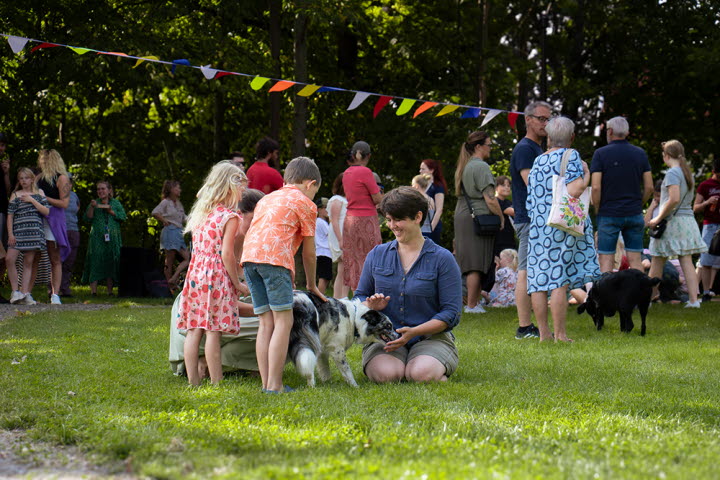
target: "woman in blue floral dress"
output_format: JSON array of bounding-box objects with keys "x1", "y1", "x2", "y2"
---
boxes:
[{"x1": 526, "y1": 116, "x2": 600, "y2": 342}]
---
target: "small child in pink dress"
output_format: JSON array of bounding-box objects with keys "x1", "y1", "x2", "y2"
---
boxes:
[
  {"x1": 482, "y1": 249, "x2": 518, "y2": 307},
  {"x1": 177, "y1": 161, "x2": 248, "y2": 386}
]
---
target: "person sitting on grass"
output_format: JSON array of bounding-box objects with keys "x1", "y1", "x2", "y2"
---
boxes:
[
  {"x1": 355, "y1": 186, "x2": 462, "y2": 383},
  {"x1": 481, "y1": 248, "x2": 518, "y2": 307}
]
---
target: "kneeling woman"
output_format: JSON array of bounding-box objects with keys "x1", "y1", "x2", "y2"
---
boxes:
[{"x1": 355, "y1": 186, "x2": 462, "y2": 383}]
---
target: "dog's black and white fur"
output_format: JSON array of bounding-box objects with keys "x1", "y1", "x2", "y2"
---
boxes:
[
  {"x1": 577, "y1": 269, "x2": 661, "y2": 336},
  {"x1": 289, "y1": 291, "x2": 399, "y2": 387}
]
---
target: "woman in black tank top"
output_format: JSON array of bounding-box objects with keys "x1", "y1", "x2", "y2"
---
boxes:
[{"x1": 34, "y1": 149, "x2": 71, "y2": 304}]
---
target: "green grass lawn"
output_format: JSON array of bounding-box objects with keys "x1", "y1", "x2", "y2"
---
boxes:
[{"x1": 1, "y1": 300, "x2": 718, "y2": 479}]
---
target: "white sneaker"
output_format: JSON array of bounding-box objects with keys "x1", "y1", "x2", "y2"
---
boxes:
[
  {"x1": 464, "y1": 304, "x2": 486, "y2": 314},
  {"x1": 51, "y1": 294, "x2": 62, "y2": 305},
  {"x1": 21, "y1": 293, "x2": 37, "y2": 305},
  {"x1": 684, "y1": 301, "x2": 701, "y2": 309},
  {"x1": 9, "y1": 291, "x2": 25, "y2": 304}
]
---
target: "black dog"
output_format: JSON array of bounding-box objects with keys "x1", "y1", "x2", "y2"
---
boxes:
[{"x1": 577, "y1": 269, "x2": 661, "y2": 336}]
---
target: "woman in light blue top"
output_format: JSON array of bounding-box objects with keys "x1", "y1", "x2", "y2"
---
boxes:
[{"x1": 646, "y1": 140, "x2": 707, "y2": 307}]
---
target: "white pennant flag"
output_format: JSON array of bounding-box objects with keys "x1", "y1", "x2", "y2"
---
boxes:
[
  {"x1": 200, "y1": 65, "x2": 218, "y2": 80},
  {"x1": 347, "y1": 92, "x2": 371, "y2": 111},
  {"x1": 8, "y1": 36, "x2": 29, "y2": 54},
  {"x1": 481, "y1": 109, "x2": 502, "y2": 127}
]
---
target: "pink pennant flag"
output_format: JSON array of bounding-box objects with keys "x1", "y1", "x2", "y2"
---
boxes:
[
  {"x1": 347, "y1": 92, "x2": 371, "y2": 110},
  {"x1": 7, "y1": 36, "x2": 29, "y2": 54},
  {"x1": 481, "y1": 109, "x2": 502, "y2": 127},
  {"x1": 373, "y1": 96, "x2": 393, "y2": 118},
  {"x1": 413, "y1": 102, "x2": 438, "y2": 118},
  {"x1": 31, "y1": 42, "x2": 60, "y2": 53},
  {"x1": 396, "y1": 99, "x2": 416, "y2": 116},
  {"x1": 269, "y1": 81, "x2": 296, "y2": 92},
  {"x1": 508, "y1": 112, "x2": 520, "y2": 130},
  {"x1": 98, "y1": 52, "x2": 128, "y2": 57}
]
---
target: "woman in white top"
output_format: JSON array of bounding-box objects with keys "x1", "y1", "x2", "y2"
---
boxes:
[
  {"x1": 152, "y1": 180, "x2": 189, "y2": 290},
  {"x1": 327, "y1": 173, "x2": 349, "y2": 298}
]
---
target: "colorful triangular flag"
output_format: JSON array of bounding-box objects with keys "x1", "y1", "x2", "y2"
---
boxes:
[
  {"x1": 7, "y1": 36, "x2": 28, "y2": 54},
  {"x1": 481, "y1": 109, "x2": 502, "y2": 127},
  {"x1": 348, "y1": 92, "x2": 371, "y2": 110},
  {"x1": 396, "y1": 99, "x2": 416, "y2": 116},
  {"x1": 200, "y1": 65, "x2": 219, "y2": 80},
  {"x1": 413, "y1": 102, "x2": 438, "y2": 118},
  {"x1": 373, "y1": 96, "x2": 393, "y2": 118}
]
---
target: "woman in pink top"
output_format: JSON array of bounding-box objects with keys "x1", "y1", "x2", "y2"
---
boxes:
[{"x1": 342, "y1": 141, "x2": 383, "y2": 291}]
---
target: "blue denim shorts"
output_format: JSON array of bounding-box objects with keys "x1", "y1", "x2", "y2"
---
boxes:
[
  {"x1": 699, "y1": 223, "x2": 720, "y2": 268},
  {"x1": 596, "y1": 214, "x2": 645, "y2": 254},
  {"x1": 243, "y1": 262, "x2": 294, "y2": 314}
]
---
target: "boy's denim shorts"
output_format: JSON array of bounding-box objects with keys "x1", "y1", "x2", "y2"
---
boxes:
[{"x1": 243, "y1": 262, "x2": 294, "y2": 314}]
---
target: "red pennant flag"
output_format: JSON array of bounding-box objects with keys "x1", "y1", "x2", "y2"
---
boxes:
[
  {"x1": 373, "y1": 96, "x2": 393, "y2": 118},
  {"x1": 215, "y1": 72, "x2": 237, "y2": 79},
  {"x1": 508, "y1": 112, "x2": 520, "y2": 130},
  {"x1": 269, "y1": 81, "x2": 296, "y2": 92},
  {"x1": 31, "y1": 42, "x2": 60, "y2": 53}
]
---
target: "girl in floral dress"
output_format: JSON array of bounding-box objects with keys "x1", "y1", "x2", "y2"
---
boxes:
[
  {"x1": 177, "y1": 161, "x2": 248, "y2": 385},
  {"x1": 482, "y1": 249, "x2": 519, "y2": 307}
]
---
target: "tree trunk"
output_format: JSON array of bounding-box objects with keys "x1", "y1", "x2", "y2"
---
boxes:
[
  {"x1": 292, "y1": 6, "x2": 309, "y2": 158},
  {"x1": 478, "y1": 0, "x2": 489, "y2": 106},
  {"x1": 213, "y1": 89, "x2": 227, "y2": 162},
  {"x1": 269, "y1": 0, "x2": 282, "y2": 142}
]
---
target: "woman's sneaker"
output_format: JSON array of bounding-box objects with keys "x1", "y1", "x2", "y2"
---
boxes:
[
  {"x1": 50, "y1": 294, "x2": 62, "y2": 305},
  {"x1": 9, "y1": 291, "x2": 25, "y2": 304},
  {"x1": 20, "y1": 294, "x2": 37, "y2": 305},
  {"x1": 464, "y1": 304, "x2": 486, "y2": 314}
]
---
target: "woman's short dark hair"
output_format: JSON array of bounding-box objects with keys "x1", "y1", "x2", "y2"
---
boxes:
[
  {"x1": 379, "y1": 186, "x2": 428, "y2": 225},
  {"x1": 240, "y1": 188, "x2": 265, "y2": 214}
]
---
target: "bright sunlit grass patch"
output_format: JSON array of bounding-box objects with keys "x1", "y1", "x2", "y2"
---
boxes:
[{"x1": 1, "y1": 301, "x2": 719, "y2": 478}]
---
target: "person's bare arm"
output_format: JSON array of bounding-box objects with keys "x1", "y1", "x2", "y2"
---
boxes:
[
  {"x1": 329, "y1": 201, "x2": 343, "y2": 245},
  {"x1": 370, "y1": 192, "x2": 383, "y2": 205},
  {"x1": 642, "y1": 171, "x2": 654, "y2": 203},
  {"x1": 430, "y1": 192, "x2": 444, "y2": 230},
  {"x1": 302, "y1": 236, "x2": 327, "y2": 301},
  {"x1": 591, "y1": 172, "x2": 602, "y2": 213},
  {"x1": 483, "y1": 188, "x2": 505, "y2": 231}
]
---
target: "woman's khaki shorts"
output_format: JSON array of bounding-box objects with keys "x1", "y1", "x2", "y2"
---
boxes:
[{"x1": 362, "y1": 331, "x2": 459, "y2": 377}]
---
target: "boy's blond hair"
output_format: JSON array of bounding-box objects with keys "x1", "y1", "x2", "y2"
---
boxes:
[
  {"x1": 185, "y1": 161, "x2": 247, "y2": 234},
  {"x1": 284, "y1": 156, "x2": 321, "y2": 184}
]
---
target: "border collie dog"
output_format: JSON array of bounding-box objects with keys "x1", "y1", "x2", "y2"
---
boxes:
[
  {"x1": 289, "y1": 291, "x2": 398, "y2": 387},
  {"x1": 578, "y1": 269, "x2": 661, "y2": 336}
]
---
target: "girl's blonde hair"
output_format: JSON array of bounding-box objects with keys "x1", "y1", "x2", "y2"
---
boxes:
[
  {"x1": 185, "y1": 161, "x2": 246, "y2": 234},
  {"x1": 412, "y1": 173, "x2": 432, "y2": 190},
  {"x1": 37, "y1": 149, "x2": 68, "y2": 185},
  {"x1": 15, "y1": 167, "x2": 39, "y2": 194},
  {"x1": 662, "y1": 139, "x2": 693, "y2": 190},
  {"x1": 500, "y1": 248, "x2": 519, "y2": 271}
]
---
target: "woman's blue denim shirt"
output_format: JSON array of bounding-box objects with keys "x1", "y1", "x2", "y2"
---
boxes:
[{"x1": 355, "y1": 239, "x2": 462, "y2": 344}]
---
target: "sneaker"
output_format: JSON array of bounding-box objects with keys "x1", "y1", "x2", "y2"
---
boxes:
[
  {"x1": 515, "y1": 323, "x2": 540, "y2": 339},
  {"x1": 464, "y1": 304, "x2": 486, "y2": 314},
  {"x1": 9, "y1": 291, "x2": 25, "y2": 304},
  {"x1": 50, "y1": 294, "x2": 62, "y2": 305},
  {"x1": 20, "y1": 293, "x2": 36, "y2": 305},
  {"x1": 685, "y1": 300, "x2": 701, "y2": 308}
]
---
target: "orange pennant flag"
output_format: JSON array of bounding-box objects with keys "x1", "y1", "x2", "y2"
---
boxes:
[
  {"x1": 269, "y1": 81, "x2": 296, "y2": 92},
  {"x1": 413, "y1": 101, "x2": 438, "y2": 118}
]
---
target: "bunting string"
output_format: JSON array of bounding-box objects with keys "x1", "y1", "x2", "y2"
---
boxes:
[{"x1": 2, "y1": 33, "x2": 524, "y2": 127}]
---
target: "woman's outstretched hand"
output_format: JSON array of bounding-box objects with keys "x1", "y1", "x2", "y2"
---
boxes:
[{"x1": 364, "y1": 293, "x2": 390, "y2": 311}]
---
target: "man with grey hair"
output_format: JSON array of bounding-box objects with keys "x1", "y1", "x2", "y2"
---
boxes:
[
  {"x1": 510, "y1": 101, "x2": 552, "y2": 339},
  {"x1": 590, "y1": 116, "x2": 653, "y2": 272}
]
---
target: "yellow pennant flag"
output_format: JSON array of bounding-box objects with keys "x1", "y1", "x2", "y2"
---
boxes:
[
  {"x1": 436, "y1": 105, "x2": 460, "y2": 117},
  {"x1": 297, "y1": 85, "x2": 321, "y2": 97},
  {"x1": 133, "y1": 56, "x2": 160, "y2": 68}
]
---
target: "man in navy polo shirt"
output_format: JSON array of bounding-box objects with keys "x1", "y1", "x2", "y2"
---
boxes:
[
  {"x1": 510, "y1": 100, "x2": 552, "y2": 339},
  {"x1": 591, "y1": 117, "x2": 653, "y2": 272}
]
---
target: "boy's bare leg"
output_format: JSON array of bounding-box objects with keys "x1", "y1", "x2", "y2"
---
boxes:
[
  {"x1": 255, "y1": 311, "x2": 275, "y2": 390},
  {"x1": 266, "y1": 309, "x2": 293, "y2": 392}
]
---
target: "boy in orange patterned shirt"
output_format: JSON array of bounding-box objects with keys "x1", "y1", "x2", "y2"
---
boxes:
[{"x1": 241, "y1": 156, "x2": 327, "y2": 393}]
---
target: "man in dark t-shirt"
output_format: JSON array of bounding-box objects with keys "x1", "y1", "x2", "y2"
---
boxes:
[
  {"x1": 509, "y1": 101, "x2": 551, "y2": 339},
  {"x1": 694, "y1": 157, "x2": 720, "y2": 300},
  {"x1": 590, "y1": 117, "x2": 653, "y2": 273}
]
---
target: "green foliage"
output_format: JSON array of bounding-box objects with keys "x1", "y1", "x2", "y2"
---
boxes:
[{"x1": 1, "y1": 302, "x2": 719, "y2": 478}]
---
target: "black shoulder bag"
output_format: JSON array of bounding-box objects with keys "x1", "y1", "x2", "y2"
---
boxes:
[
  {"x1": 461, "y1": 184, "x2": 501, "y2": 236},
  {"x1": 648, "y1": 181, "x2": 690, "y2": 239}
]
